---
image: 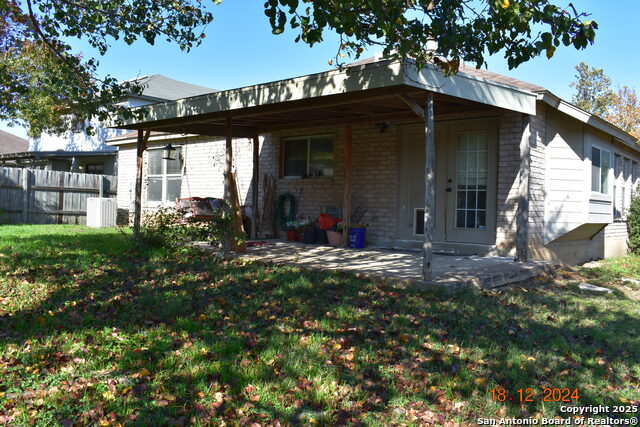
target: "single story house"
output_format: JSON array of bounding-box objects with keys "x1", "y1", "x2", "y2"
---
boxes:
[
  {"x1": 108, "y1": 57, "x2": 640, "y2": 269},
  {"x1": 0, "y1": 150, "x2": 117, "y2": 174}
]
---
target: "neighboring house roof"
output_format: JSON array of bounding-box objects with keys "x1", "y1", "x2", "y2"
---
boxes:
[
  {"x1": 128, "y1": 74, "x2": 218, "y2": 102},
  {"x1": 29, "y1": 75, "x2": 217, "y2": 154},
  {"x1": 0, "y1": 130, "x2": 28, "y2": 155}
]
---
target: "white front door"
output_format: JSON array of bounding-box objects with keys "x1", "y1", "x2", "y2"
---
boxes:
[
  {"x1": 444, "y1": 123, "x2": 497, "y2": 245},
  {"x1": 396, "y1": 119, "x2": 497, "y2": 247}
]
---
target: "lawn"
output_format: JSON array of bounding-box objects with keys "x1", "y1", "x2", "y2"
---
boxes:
[{"x1": 0, "y1": 225, "x2": 639, "y2": 426}]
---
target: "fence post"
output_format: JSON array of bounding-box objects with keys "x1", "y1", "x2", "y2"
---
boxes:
[
  {"x1": 21, "y1": 169, "x2": 30, "y2": 223},
  {"x1": 57, "y1": 173, "x2": 65, "y2": 224},
  {"x1": 99, "y1": 175, "x2": 105, "y2": 198}
]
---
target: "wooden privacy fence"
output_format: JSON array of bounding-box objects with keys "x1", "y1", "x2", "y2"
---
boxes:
[{"x1": 0, "y1": 167, "x2": 117, "y2": 225}]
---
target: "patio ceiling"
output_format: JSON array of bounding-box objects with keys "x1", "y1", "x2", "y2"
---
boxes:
[{"x1": 113, "y1": 60, "x2": 537, "y2": 137}]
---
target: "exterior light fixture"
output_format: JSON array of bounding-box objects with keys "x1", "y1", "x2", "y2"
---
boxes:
[
  {"x1": 162, "y1": 143, "x2": 176, "y2": 160},
  {"x1": 375, "y1": 122, "x2": 390, "y2": 133}
]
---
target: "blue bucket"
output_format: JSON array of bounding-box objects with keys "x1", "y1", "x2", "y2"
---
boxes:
[{"x1": 349, "y1": 227, "x2": 366, "y2": 249}]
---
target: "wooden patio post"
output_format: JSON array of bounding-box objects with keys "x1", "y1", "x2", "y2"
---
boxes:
[
  {"x1": 422, "y1": 93, "x2": 435, "y2": 281},
  {"x1": 516, "y1": 116, "x2": 532, "y2": 262},
  {"x1": 251, "y1": 134, "x2": 260, "y2": 239},
  {"x1": 133, "y1": 130, "x2": 149, "y2": 239},
  {"x1": 224, "y1": 118, "x2": 247, "y2": 252},
  {"x1": 224, "y1": 119, "x2": 233, "y2": 207},
  {"x1": 342, "y1": 125, "x2": 353, "y2": 247}
]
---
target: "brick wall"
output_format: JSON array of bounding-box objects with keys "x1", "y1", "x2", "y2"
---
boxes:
[
  {"x1": 115, "y1": 135, "x2": 257, "y2": 222},
  {"x1": 264, "y1": 122, "x2": 400, "y2": 244},
  {"x1": 528, "y1": 103, "x2": 547, "y2": 249},
  {"x1": 115, "y1": 111, "x2": 542, "y2": 250},
  {"x1": 495, "y1": 110, "x2": 523, "y2": 255},
  {"x1": 493, "y1": 103, "x2": 546, "y2": 256},
  {"x1": 180, "y1": 136, "x2": 256, "y2": 205}
]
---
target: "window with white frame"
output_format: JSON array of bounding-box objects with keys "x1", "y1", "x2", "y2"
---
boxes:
[
  {"x1": 624, "y1": 158, "x2": 632, "y2": 213},
  {"x1": 282, "y1": 136, "x2": 333, "y2": 178},
  {"x1": 614, "y1": 154, "x2": 622, "y2": 217},
  {"x1": 591, "y1": 146, "x2": 611, "y2": 194},
  {"x1": 147, "y1": 147, "x2": 182, "y2": 203}
]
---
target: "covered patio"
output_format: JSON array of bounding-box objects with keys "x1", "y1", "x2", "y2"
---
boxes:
[
  {"x1": 241, "y1": 241, "x2": 552, "y2": 290},
  {"x1": 114, "y1": 58, "x2": 538, "y2": 282}
]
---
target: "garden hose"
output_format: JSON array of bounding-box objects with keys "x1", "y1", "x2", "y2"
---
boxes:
[{"x1": 275, "y1": 192, "x2": 296, "y2": 229}]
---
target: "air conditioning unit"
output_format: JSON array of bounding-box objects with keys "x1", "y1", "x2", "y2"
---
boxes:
[{"x1": 86, "y1": 197, "x2": 117, "y2": 228}]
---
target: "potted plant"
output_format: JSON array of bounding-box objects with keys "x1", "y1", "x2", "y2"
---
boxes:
[{"x1": 326, "y1": 222, "x2": 343, "y2": 246}]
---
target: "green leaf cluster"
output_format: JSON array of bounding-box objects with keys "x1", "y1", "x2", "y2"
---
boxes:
[
  {"x1": 0, "y1": 0, "x2": 212, "y2": 136},
  {"x1": 570, "y1": 62, "x2": 614, "y2": 117},
  {"x1": 263, "y1": 0, "x2": 597, "y2": 73},
  {"x1": 628, "y1": 187, "x2": 640, "y2": 254},
  {"x1": 1, "y1": 0, "x2": 599, "y2": 135},
  {"x1": 138, "y1": 205, "x2": 235, "y2": 249}
]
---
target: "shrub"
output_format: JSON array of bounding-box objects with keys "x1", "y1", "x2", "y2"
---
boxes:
[
  {"x1": 628, "y1": 186, "x2": 640, "y2": 254},
  {"x1": 138, "y1": 206, "x2": 234, "y2": 249}
]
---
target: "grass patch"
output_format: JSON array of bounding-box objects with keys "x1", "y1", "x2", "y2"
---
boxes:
[{"x1": 1, "y1": 225, "x2": 639, "y2": 425}]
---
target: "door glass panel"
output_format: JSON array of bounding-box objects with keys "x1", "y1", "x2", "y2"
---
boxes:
[
  {"x1": 455, "y1": 131, "x2": 488, "y2": 229},
  {"x1": 477, "y1": 211, "x2": 486, "y2": 228},
  {"x1": 456, "y1": 210, "x2": 466, "y2": 228}
]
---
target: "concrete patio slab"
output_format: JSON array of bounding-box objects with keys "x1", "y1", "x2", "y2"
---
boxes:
[{"x1": 241, "y1": 241, "x2": 554, "y2": 290}]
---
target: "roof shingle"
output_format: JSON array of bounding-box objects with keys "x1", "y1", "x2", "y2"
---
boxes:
[
  {"x1": 130, "y1": 74, "x2": 217, "y2": 101},
  {"x1": 0, "y1": 130, "x2": 28, "y2": 155}
]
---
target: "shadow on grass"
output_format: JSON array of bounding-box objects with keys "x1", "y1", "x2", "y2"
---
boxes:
[{"x1": 1, "y1": 228, "x2": 639, "y2": 425}]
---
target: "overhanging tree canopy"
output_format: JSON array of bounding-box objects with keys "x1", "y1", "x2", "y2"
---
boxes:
[
  {"x1": 1, "y1": 0, "x2": 214, "y2": 136},
  {"x1": 264, "y1": 0, "x2": 597, "y2": 72},
  {"x1": 1, "y1": 0, "x2": 597, "y2": 136}
]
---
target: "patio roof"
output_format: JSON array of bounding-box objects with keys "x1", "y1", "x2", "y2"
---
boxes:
[{"x1": 111, "y1": 60, "x2": 537, "y2": 138}]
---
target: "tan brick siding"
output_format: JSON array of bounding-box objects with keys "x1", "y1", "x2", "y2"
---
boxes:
[
  {"x1": 264, "y1": 123, "x2": 399, "y2": 244},
  {"x1": 528, "y1": 103, "x2": 546, "y2": 249},
  {"x1": 495, "y1": 110, "x2": 523, "y2": 255},
  {"x1": 118, "y1": 101, "x2": 639, "y2": 262},
  {"x1": 115, "y1": 136, "x2": 257, "y2": 220}
]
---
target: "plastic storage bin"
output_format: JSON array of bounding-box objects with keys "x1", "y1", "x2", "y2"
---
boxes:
[{"x1": 349, "y1": 227, "x2": 366, "y2": 249}]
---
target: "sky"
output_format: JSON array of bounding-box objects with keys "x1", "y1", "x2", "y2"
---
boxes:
[{"x1": 2, "y1": 0, "x2": 638, "y2": 139}]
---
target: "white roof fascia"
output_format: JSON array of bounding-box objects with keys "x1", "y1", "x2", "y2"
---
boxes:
[
  {"x1": 111, "y1": 62, "x2": 406, "y2": 128},
  {"x1": 402, "y1": 62, "x2": 537, "y2": 115},
  {"x1": 538, "y1": 91, "x2": 639, "y2": 152}
]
